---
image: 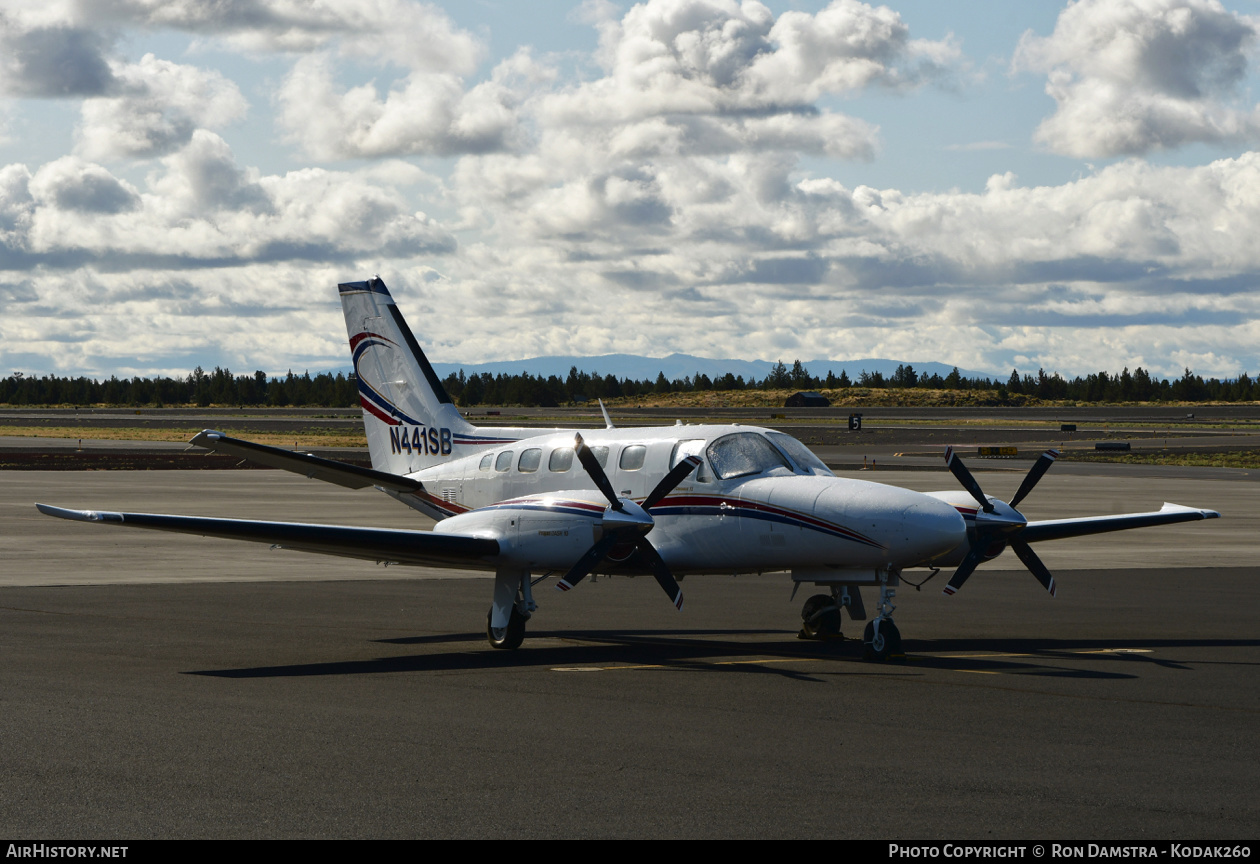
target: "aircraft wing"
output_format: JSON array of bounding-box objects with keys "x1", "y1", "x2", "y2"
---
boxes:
[
  {"x1": 1019, "y1": 502, "x2": 1220, "y2": 544},
  {"x1": 35, "y1": 504, "x2": 497, "y2": 568},
  {"x1": 190, "y1": 430, "x2": 421, "y2": 493}
]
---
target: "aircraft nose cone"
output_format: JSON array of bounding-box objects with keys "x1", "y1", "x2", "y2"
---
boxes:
[{"x1": 814, "y1": 482, "x2": 966, "y2": 566}]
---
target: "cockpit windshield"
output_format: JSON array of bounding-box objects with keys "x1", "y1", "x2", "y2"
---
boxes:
[
  {"x1": 706, "y1": 432, "x2": 795, "y2": 480},
  {"x1": 766, "y1": 432, "x2": 834, "y2": 476}
]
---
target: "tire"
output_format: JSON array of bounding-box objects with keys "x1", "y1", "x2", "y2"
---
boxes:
[
  {"x1": 799, "y1": 593, "x2": 842, "y2": 640},
  {"x1": 861, "y1": 619, "x2": 903, "y2": 662},
  {"x1": 487, "y1": 606, "x2": 527, "y2": 650}
]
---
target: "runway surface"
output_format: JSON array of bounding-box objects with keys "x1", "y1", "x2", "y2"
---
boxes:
[{"x1": 3, "y1": 468, "x2": 1257, "y2": 839}]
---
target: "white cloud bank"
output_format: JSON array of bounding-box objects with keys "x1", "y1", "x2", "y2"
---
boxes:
[{"x1": 3, "y1": 0, "x2": 1260, "y2": 380}]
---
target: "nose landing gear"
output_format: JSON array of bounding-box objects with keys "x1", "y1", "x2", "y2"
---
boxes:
[{"x1": 862, "y1": 570, "x2": 904, "y2": 662}]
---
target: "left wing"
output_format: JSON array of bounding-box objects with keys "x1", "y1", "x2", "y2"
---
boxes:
[
  {"x1": 1020, "y1": 502, "x2": 1220, "y2": 544},
  {"x1": 35, "y1": 504, "x2": 498, "y2": 568},
  {"x1": 189, "y1": 430, "x2": 422, "y2": 493}
]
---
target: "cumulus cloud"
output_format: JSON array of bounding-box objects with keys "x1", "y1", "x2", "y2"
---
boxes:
[
  {"x1": 0, "y1": 20, "x2": 117, "y2": 97},
  {"x1": 76, "y1": 54, "x2": 247, "y2": 160},
  {"x1": 1015, "y1": 0, "x2": 1260, "y2": 157},
  {"x1": 277, "y1": 49, "x2": 548, "y2": 160},
  {"x1": 28, "y1": 156, "x2": 140, "y2": 213},
  {"x1": 547, "y1": 0, "x2": 955, "y2": 123}
]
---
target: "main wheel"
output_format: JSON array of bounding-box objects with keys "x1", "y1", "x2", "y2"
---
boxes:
[
  {"x1": 861, "y1": 619, "x2": 903, "y2": 662},
  {"x1": 487, "y1": 606, "x2": 527, "y2": 650},
  {"x1": 799, "y1": 593, "x2": 842, "y2": 640}
]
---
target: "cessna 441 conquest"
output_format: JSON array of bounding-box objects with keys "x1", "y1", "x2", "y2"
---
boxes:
[{"x1": 38, "y1": 278, "x2": 1220, "y2": 660}]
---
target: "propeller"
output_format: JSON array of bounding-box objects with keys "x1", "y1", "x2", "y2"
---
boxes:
[
  {"x1": 941, "y1": 447, "x2": 1060, "y2": 598},
  {"x1": 555, "y1": 433, "x2": 700, "y2": 610}
]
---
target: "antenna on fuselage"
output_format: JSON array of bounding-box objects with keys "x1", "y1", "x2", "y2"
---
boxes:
[{"x1": 598, "y1": 399, "x2": 615, "y2": 429}]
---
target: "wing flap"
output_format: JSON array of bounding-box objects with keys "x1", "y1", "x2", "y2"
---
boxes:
[
  {"x1": 36, "y1": 504, "x2": 497, "y2": 568},
  {"x1": 1020, "y1": 502, "x2": 1220, "y2": 544},
  {"x1": 190, "y1": 430, "x2": 421, "y2": 493}
]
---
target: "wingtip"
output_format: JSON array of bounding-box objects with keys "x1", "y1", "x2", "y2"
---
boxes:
[
  {"x1": 1159, "y1": 502, "x2": 1221, "y2": 519},
  {"x1": 36, "y1": 503, "x2": 112, "y2": 522}
]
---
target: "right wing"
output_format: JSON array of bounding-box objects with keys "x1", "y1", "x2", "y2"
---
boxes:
[
  {"x1": 1019, "y1": 502, "x2": 1220, "y2": 544},
  {"x1": 35, "y1": 504, "x2": 498, "y2": 569},
  {"x1": 190, "y1": 430, "x2": 421, "y2": 493}
]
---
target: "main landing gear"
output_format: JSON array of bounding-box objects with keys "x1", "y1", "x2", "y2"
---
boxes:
[
  {"x1": 487, "y1": 606, "x2": 527, "y2": 650},
  {"x1": 798, "y1": 593, "x2": 843, "y2": 640},
  {"x1": 487, "y1": 567, "x2": 535, "y2": 650}
]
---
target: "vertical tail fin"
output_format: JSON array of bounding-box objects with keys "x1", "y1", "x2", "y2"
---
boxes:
[{"x1": 339, "y1": 277, "x2": 474, "y2": 475}]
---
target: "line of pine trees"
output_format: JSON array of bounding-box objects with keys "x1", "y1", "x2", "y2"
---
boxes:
[{"x1": 0, "y1": 362, "x2": 1255, "y2": 407}]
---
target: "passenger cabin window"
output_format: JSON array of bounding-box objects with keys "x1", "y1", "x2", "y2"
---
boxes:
[
  {"x1": 518, "y1": 448, "x2": 542, "y2": 473},
  {"x1": 670, "y1": 439, "x2": 712, "y2": 483},
  {"x1": 494, "y1": 451, "x2": 513, "y2": 472},
  {"x1": 706, "y1": 432, "x2": 794, "y2": 480},
  {"x1": 766, "y1": 432, "x2": 834, "y2": 476},
  {"x1": 619, "y1": 445, "x2": 646, "y2": 471},
  {"x1": 478, "y1": 454, "x2": 493, "y2": 471},
  {"x1": 589, "y1": 445, "x2": 609, "y2": 468},
  {"x1": 548, "y1": 448, "x2": 573, "y2": 472}
]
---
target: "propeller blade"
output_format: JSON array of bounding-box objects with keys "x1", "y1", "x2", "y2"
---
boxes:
[
  {"x1": 1010, "y1": 449, "x2": 1060, "y2": 509},
  {"x1": 555, "y1": 534, "x2": 620, "y2": 592},
  {"x1": 944, "y1": 446, "x2": 993, "y2": 513},
  {"x1": 1010, "y1": 540, "x2": 1057, "y2": 597},
  {"x1": 573, "y1": 433, "x2": 621, "y2": 511},
  {"x1": 942, "y1": 546, "x2": 986, "y2": 596},
  {"x1": 634, "y1": 538, "x2": 684, "y2": 610},
  {"x1": 643, "y1": 455, "x2": 701, "y2": 511}
]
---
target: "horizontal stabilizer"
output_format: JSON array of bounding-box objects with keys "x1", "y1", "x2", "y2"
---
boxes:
[
  {"x1": 35, "y1": 504, "x2": 497, "y2": 568},
  {"x1": 190, "y1": 430, "x2": 421, "y2": 493},
  {"x1": 1020, "y1": 503, "x2": 1220, "y2": 544}
]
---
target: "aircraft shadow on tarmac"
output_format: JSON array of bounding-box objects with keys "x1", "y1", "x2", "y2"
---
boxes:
[{"x1": 184, "y1": 632, "x2": 1260, "y2": 682}]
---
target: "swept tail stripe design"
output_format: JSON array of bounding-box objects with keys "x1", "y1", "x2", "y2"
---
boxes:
[
  {"x1": 349, "y1": 331, "x2": 393, "y2": 352},
  {"x1": 350, "y1": 334, "x2": 424, "y2": 426}
]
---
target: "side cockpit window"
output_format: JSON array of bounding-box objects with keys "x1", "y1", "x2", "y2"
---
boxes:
[
  {"x1": 766, "y1": 432, "x2": 834, "y2": 476},
  {"x1": 706, "y1": 432, "x2": 794, "y2": 481},
  {"x1": 494, "y1": 451, "x2": 513, "y2": 472},
  {"x1": 478, "y1": 453, "x2": 493, "y2": 471}
]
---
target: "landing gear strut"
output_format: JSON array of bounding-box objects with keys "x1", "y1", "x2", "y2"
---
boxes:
[
  {"x1": 862, "y1": 570, "x2": 904, "y2": 662},
  {"x1": 487, "y1": 568, "x2": 534, "y2": 650}
]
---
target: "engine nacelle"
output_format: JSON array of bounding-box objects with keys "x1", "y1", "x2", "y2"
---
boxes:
[{"x1": 432, "y1": 492, "x2": 604, "y2": 570}]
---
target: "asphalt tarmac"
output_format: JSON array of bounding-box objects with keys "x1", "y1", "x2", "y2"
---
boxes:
[{"x1": 3, "y1": 468, "x2": 1257, "y2": 839}]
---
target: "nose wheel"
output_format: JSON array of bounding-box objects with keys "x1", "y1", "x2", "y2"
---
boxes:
[
  {"x1": 862, "y1": 570, "x2": 904, "y2": 661},
  {"x1": 862, "y1": 619, "x2": 902, "y2": 661}
]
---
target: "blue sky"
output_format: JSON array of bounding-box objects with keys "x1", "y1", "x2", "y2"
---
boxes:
[{"x1": 3, "y1": 0, "x2": 1260, "y2": 380}]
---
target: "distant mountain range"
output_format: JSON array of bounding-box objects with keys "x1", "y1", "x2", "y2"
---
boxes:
[{"x1": 428, "y1": 353, "x2": 1000, "y2": 384}]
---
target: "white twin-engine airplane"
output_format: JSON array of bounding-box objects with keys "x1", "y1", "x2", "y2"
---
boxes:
[{"x1": 38, "y1": 277, "x2": 1221, "y2": 660}]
